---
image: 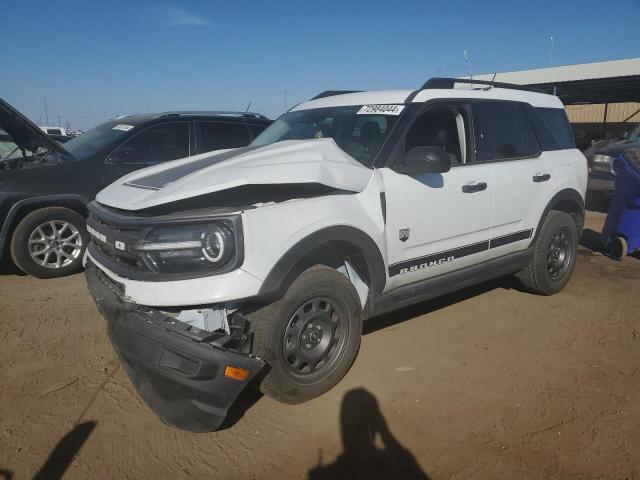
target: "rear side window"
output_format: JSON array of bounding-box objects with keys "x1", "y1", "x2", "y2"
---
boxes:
[
  {"x1": 535, "y1": 108, "x2": 575, "y2": 150},
  {"x1": 198, "y1": 122, "x2": 250, "y2": 153},
  {"x1": 471, "y1": 102, "x2": 536, "y2": 161}
]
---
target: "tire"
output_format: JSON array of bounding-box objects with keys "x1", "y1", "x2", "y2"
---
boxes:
[
  {"x1": 248, "y1": 265, "x2": 363, "y2": 404},
  {"x1": 517, "y1": 210, "x2": 579, "y2": 295},
  {"x1": 10, "y1": 207, "x2": 88, "y2": 279},
  {"x1": 609, "y1": 236, "x2": 628, "y2": 261}
]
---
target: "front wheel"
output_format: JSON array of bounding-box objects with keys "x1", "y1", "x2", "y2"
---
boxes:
[
  {"x1": 517, "y1": 210, "x2": 579, "y2": 295},
  {"x1": 10, "y1": 207, "x2": 88, "y2": 278},
  {"x1": 248, "y1": 265, "x2": 363, "y2": 404}
]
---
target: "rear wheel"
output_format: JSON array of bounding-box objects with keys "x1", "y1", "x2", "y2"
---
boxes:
[
  {"x1": 517, "y1": 210, "x2": 579, "y2": 295},
  {"x1": 10, "y1": 207, "x2": 88, "y2": 278},
  {"x1": 248, "y1": 265, "x2": 362, "y2": 404}
]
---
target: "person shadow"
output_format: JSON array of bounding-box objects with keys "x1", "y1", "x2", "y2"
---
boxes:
[{"x1": 308, "y1": 388, "x2": 430, "y2": 480}]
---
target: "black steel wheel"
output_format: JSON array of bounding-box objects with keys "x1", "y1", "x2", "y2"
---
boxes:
[
  {"x1": 249, "y1": 265, "x2": 363, "y2": 404},
  {"x1": 517, "y1": 210, "x2": 579, "y2": 295}
]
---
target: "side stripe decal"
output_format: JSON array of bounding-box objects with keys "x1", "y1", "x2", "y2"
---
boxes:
[{"x1": 388, "y1": 228, "x2": 533, "y2": 277}]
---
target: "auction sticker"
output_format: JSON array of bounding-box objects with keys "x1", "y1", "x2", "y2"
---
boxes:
[
  {"x1": 112, "y1": 124, "x2": 135, "y2": 131},
  {"x1": 357, "y1": 104, "x2": 405, "y2": 115}
]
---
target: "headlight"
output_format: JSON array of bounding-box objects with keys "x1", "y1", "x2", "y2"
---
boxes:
[
  {"x1": 624, "y1": 149, "x2": 640, "y2": 172},
  {"x1": 133, "y1": 221, "x2": 238, "y2": 274},
  {"x1": 591, "y1": 154, "x2": 615, "y2": 173}
]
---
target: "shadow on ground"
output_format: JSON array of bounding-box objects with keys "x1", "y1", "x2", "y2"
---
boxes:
[
  {"x1": 308, "y1": 388, "x2": 430, "y2": 480},
  {"x1": 0, "y1": 258, "x2": 24, "y2": 276},
  {"x1": 0, "y1": 469, "x2": 13, "y2": 480},
  {"x1": 32, "y1": 421, "x2": 96, "y2": 480}
]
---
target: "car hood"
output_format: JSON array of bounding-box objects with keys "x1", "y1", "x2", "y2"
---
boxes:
[
  {"x1": 0, "y1": 97, "x2": 69, "y2": 156},
  {"x1": 96, "y1": 139, "x2": 374, "y2": 211}
]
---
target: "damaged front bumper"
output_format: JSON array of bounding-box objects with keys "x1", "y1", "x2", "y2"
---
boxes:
[{"x1": 85, "y1": 262, "x2": 264, "y2": 432}]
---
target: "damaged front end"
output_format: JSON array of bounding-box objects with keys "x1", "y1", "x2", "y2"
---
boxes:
[{"x1": 85, "y1": 261, "x2": 264, "y2": 432}]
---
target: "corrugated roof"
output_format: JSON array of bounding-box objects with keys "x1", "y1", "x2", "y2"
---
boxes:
[
  {"x1": 465, "y1": 58, "x2": 640, "y2": 84},
  {"x1": 461, "y1": 58, "x2": 640, "y2": 105}
]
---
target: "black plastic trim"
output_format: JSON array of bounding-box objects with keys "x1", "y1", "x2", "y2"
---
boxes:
[
  {"x1": 531, "y1": 188, "x2": 585, "y2": 245},
  {"x1": 84, "y1": 263, "x2": 264, "y2": 432},
  {"x1": 369, "y1": 248, "x2": 533, "y2": 318},
  {"x1": 258, "y1": 225, "x2": 386, "y2": 299}
]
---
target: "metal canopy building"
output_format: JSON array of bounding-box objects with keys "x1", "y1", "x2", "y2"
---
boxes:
[
  {"x1": 463, "y1": 59, "x2": 640, "y2": 146},
  {"x1": 464, "y1": 58, "x2": 640, "y2": 105}
]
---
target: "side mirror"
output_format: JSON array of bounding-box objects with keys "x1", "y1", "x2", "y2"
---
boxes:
[{"x1": 397, "y1": 146, "x2": 451, "y2": 175}]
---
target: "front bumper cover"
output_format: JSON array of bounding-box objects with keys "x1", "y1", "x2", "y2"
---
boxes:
[{"x1": 85, "y1": 262, "x2": 264, "y2": 432}]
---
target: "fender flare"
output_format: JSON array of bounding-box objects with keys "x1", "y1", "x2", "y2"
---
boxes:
[
  {"x1": 531, "y1": 188, "x2": 585, "y2": 244},
  {"x1": 257, "y1": 225, "x2": 387, "y2": 300},
  {"x1": 0, "y1": 194, "x2": 90, "y2": 253}
]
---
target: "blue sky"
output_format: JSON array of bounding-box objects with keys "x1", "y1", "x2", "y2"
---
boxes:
[{"x1": 1, "y1": 0, "x2": 638, "y2": 129}]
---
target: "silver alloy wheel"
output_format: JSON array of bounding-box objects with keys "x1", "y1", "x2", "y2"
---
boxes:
[{"x1": 27, "y1": 220, "x2": 83, "y2": 269}]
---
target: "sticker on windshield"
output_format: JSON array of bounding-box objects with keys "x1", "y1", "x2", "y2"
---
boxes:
[
  {"x1": 357, "y1": 104, "x2": 405, "y2": 115},
  {"x1": 112, "y1": 124, "x2": 135, "y2": 132}
]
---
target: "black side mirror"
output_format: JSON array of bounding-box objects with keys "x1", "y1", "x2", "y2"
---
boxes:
[{"x1": 396, "y1": 146, "x2": 451, "y2": 175}]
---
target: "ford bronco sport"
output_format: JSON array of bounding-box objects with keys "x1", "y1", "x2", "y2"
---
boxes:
[{"x1": 84, "y1": 78, "x2": 587, "y2": 431}]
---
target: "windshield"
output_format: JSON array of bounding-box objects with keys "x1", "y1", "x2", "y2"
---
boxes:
[
  {"x1": 626, "y1": 123, "x2": 640, "y2": 141},
  {"x1": 63, "y1": 121, "x2": 132, "y2": 159},
  {"x1": 251, "y1": 105, "x2": 403, "y2": 166}
]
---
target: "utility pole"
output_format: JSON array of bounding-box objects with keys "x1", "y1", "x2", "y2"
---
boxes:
[
  {"x1": 43, "y1": 97, "x2": 49, "y2": 126},
  {"x1": 56, "y1": 115, "x2": 61, "y2": 127},
  {"x1": 463, "y1": 49, "x2": 472, "y2": 79},
  {"x1": 550, "y1": 36, "x2": 554, "y2": 66},
  {"x1": 284, "y1": 91, "x2": 288, "y2": 112}
]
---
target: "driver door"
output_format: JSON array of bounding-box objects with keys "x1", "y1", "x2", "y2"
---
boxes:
[{"x1": 380, "y1": 102, "x2": 493, "y2": 291}]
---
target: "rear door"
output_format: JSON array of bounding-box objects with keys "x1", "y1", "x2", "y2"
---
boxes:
[
  {"x1": 195, "y1": 121, "x2": 251, "y2": 154},
  {"x1": 470, "y1": 101, "x2": 558, "y2": 258}
]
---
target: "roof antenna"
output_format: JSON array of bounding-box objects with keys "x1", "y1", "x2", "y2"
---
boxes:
[
  {"x1": 483, "y1": 72, "x2": 497, "y2": 90},
  {"x1": 245, "y1": 102, "x2": 252, "y2": 112}
]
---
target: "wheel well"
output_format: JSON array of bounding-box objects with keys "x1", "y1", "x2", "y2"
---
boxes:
[
  {"x1": 1, "y1": 198, "x2": 87, "y2": 257},
  {"x1": 257, "y1": 227, "x2": 386, "y2": 303},
  {"x1": 551, "y1": 198, "x2": 584, "y2": 232}
]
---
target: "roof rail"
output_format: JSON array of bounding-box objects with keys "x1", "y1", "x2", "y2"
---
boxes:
[
  {"x1": 421, "y1": 77, "x2": 543, "y2": 93},
  {"x1": 158, "y1": 111, "x2": 269, "y2": 119},
  {"x1": 310, "y1": 90, "x2": 362, "y2": 100}
]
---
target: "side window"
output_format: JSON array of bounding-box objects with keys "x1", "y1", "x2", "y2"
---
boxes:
[
  {"x1": 403, "y1": 105, "x2": 468, "y2": 164},
  {"x1": 535, "y1": 107, "x2": 575, "y2": 150},
  {"x1": 248, "y1": 123, "x2": 268, "y2": 140},
  {"x1": 471, "y1": 102, "x2": 536, "y2": 161},
  {"x1": 110, "y1": 123, "x2": 189, "y2": 164},
  {"x1": 198, "y1": 122, "x2": 250, "y2": 153}
]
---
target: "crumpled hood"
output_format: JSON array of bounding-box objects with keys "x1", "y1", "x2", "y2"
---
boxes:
[{"x1": 96, "y1": 139, "x2": 374, "y2": 211}]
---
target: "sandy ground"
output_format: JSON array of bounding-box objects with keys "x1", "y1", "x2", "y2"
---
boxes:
[{"x1": 0, "y1": 211, "x2": 639, "y2": 480}]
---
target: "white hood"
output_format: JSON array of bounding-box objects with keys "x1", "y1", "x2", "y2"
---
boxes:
[{"x1": 96, "y1": 139, "x2": 374, "y2": 211}]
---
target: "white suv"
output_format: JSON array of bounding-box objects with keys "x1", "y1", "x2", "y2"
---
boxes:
[{"x1": 84, "y1": 78, "x2": 587, "y2": 431}]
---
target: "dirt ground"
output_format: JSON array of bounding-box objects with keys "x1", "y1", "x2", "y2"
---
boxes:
[{"x1": 0, "y1": 211, "x2": 639, "y2": 480}]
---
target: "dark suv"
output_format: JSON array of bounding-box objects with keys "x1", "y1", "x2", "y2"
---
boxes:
[
  {"x1": 0, "y1": 98, "x2": 270, "y2": 278},
  {"x1": 586, "y1": 123, "x2": 640, "y2": 199}
]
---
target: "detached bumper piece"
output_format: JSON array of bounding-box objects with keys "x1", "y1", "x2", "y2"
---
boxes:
[{"x1": 85, "y1": 262, "x2": 264, "y2": 432}]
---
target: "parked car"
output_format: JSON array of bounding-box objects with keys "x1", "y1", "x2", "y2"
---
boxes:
[
  {"x1": 0, "y1": 98, "x2": 270, "y2": 278},
  {"x1": 40, "y1": 126, "x2": 68, "y2": 136},
  {"x1": 585, "y1": 123, "x2": 640, "y2": 198},
  {"x1": 84, "y1": 78, "x2": 587, "y2": 432}
]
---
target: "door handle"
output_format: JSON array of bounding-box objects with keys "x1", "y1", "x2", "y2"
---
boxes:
[
  {"x1": 461, "y1": 182, "x2": 487, "y2": 193},
  {"x1": 533, "y1": 173, "x2": 551, "y2": 183}
]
